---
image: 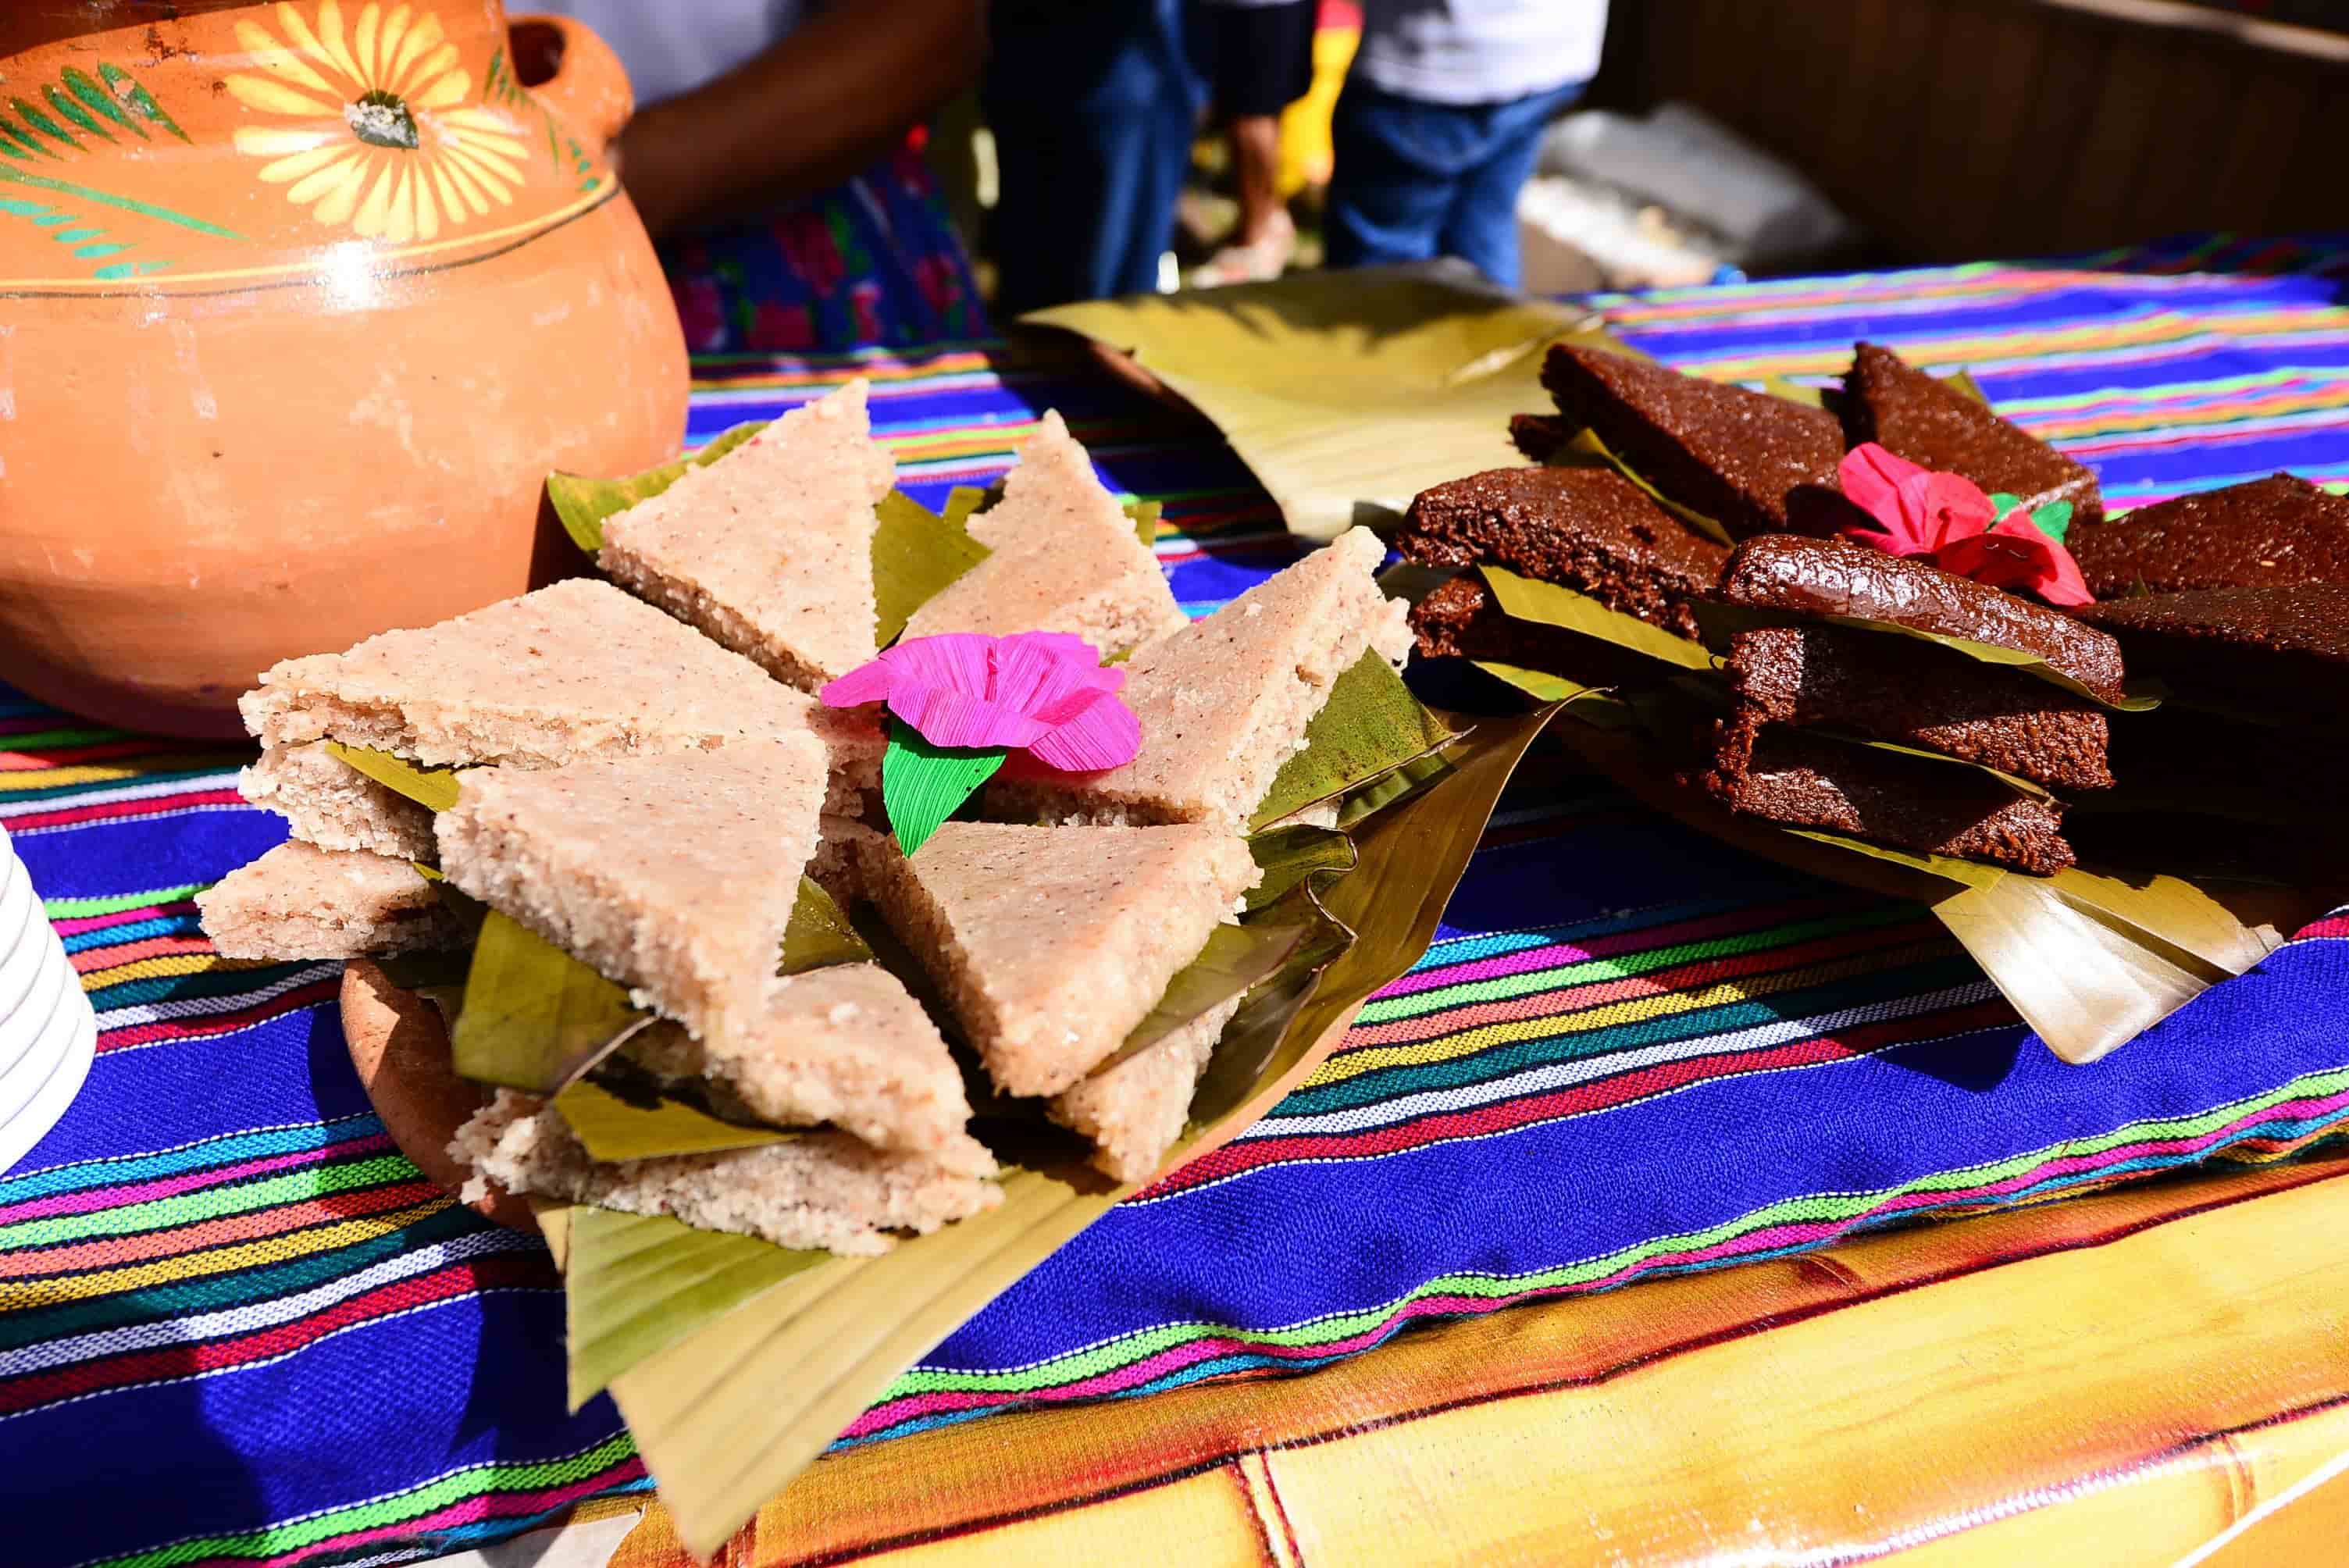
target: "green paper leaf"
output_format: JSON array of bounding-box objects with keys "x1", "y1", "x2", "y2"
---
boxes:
[
  {"x1": 1987, "y1": 492, "x2": 2024, "y2": 517},
  {"x1": 565, "y1": 1204, "x2": 828, "y2": 1408},
  {"x1": 547, "y1": 421, "x2": 768, "y2": 554},
  {"x1": 1250, "y1": 654, "x2": 1462, "y2": 830},
  {"x1": 872, "y1": 490, "x2": 992, "y2": 646},
  {"x1": 1691, "y1": 601, "x2": 2162, "y2": 712},
  {"x1": 2030, "y1": 500, "x2": 2073, "y2": 543},
  {"x1": 1479, "y1": 565, "x2": 1720, "y2": 672},
  {"x1": 1545, "y1": 426, "x2": 1736, "y2": 547},
  {"x1": 325, "y1": 743, "x2": 461, "y2": 812},
  {"x1": 781, "y1": 875, "x2": 871, "y2": 975},
  {"x1": 451, "y1": 911, "x2": 652, "y2": 1094},
  {"x1": 883, "y1": 718, "x2": 1006, "y2": 856},
  {"x1": 1244, "y1": 825, "x2": 1358, "y2": 911}
]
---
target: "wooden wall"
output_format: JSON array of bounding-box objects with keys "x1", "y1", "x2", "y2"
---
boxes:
[{"x1": 1591, "y1": 0, "x2": 2349, "y2": 264}]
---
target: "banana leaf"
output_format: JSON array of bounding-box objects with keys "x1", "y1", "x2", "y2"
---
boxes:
[
  {"x1": 596, "y1": 700, "x2": 1564, "y2": 1556},
  {"x1": 1082, "y1": 885, "x2": 1334, "y2": 1081},
  {"x1": 1692, "y1": 602, "x2": 2163, "y2": 712},
  {"x1": 1025, "y1": 265, "x2": 1602, "y2": 540},
  {"x1": 554, "y1": 1064, "x2": 800, "y2": 1165},
  {"x1": 1244, "y1": 824, "x2": 1358, "y2": 911},
  {"x1": 325, "y1": 743, "x2": 461, "y2": 812},
  {"x1": 780, "y1": 876, "x2": 872, "y2": 975},
  {"x1": 1543, "y1": 426, "x2": 1735, "y2": 547},
  {"x1": 545, "y1": 424, "x2": 988, "y2": 646},
  {"x1": 1251, "y1": 654, "x2": 1462, "y2": 829},
  {"x1": 1544, "y1": 701, "x2": 2274, "y2": 1064},
  {"x1": 1479, "y1": 565, "x2": 1719, "y2": 672}
]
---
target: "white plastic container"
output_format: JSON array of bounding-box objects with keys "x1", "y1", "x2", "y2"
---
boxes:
[{"x1": 0, "y1": 823, "x2": 96, "y2": 1176}]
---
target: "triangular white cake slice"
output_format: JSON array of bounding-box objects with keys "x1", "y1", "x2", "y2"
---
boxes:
[
  {"x1": 434, "y1": 737, "x2": 826, "y2": 1046},
  {"x1": 864, "y1": 821, "x2": 1259, "y2": 1097},
  {"x1": 601, "y1": 379, "x2": 894, "y2": 690},
  {"x1": 899, "y1": 410, "x2": 1185, "y2": 654},
  {"x1": 1000, "y1": 526, "x2": 1411, "y2": 829},
  {"x1": 238, "y1": 576, "x2": 880, "y2": 810}
]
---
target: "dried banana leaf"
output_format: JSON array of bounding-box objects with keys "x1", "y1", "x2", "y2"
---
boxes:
[
  {"x1": 598, "y1": 700, "x2": 1565, "y2": 1557},
  {"x1": 1025, "y1": 265, "x2": 1599, "y2": 540},
  {"x1": 1693, "y1": 602, "x2": 2163, "y2": 712},
  {"x1": 780, "y1": 876, "x2": 871, "y2": 975},
  {"x1": 1244, "y1": 825, "x2": 1359, "y2": 911},
  {"x1": 1083, "y1": 886, "x2": 1333, "y2": 1081},
  {"x1": 1480, "y1": 565, "x2": 1719, "y2": 672},
  {"x1": 553, "y1": 1070, "x2": 800, "y2": 1165},
  {"x1": 451, "y1": 911, "x2": 652, "y2": 1094},
  {"x1": 325, "y1": 743, "x2": 461, "y2": 812},
  {"x1": 1251, "y1": 654, "x2": 1461, "y2": 829}
]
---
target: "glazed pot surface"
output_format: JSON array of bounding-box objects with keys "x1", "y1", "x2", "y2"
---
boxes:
[{"x1": 0, "y1": 0, "x2": 687, "y2": 736}]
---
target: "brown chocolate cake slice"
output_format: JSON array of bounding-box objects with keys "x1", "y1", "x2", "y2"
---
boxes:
[
  {"x1": 1842, "y1": 342, "x2": 2104, "y2": 526},
  {"x1": 1509, "y1": 413, "x2": 1573, "y2": 463},
  {"x1": 1718, "y1": 535, "x2": 2127, "y2": 704},
  {"x1": 1725, "y1": 625, "x2": 2111, "y2": 791},
  {"x1": 2069, "y1": 473, "x2": 2349, "y2": 597},
  {"x1": 1399, "y1": 466, "x2": 1730, "y2": 640},
  {"x1": 2073, "y1": 583, "x2": 2349, "y2": 721},
  {"x1": 1702, "y1": 708, "x2": 2074, "y2": 875},
  {"x1": 1539, "y1": 345, "x2": 1843, "y2": 540}
]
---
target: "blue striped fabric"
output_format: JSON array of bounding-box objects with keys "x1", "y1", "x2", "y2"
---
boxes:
[{"x1": 8, "y1": 237, "x2": 2349, "y2": 1568}]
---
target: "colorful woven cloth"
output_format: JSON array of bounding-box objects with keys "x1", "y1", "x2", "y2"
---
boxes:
[{"x1": 9, "y1": 237, "x2": 2349, "y2": 1568}]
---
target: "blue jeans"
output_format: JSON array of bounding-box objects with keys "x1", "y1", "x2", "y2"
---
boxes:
[
  {"x1": 1325, "y1": 79, "x2": 1588, "y2": 290},
  {"x1": 982, "y1": 0, "x2": 1203, "y2": 315}
]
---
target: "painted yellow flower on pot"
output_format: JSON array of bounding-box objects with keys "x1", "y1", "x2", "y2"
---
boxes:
[{"x1": 227, "y1": 1, "x2": 532, "y2": 244}]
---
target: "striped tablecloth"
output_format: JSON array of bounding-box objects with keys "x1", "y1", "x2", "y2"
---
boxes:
[{"x1": 9, "y1": 235, "x2": 2349, "y2": 1568}]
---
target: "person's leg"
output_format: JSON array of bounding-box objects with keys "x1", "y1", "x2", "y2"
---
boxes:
[
  {"x1": 1189, "y1": 0, "x2": 1313, "y2": 284},
  {"x1": 983, "y1": 1, "x2": 1197, "y2": 313},
  {"x1": 1324, "y1": 80, "x2": 1479, "y2": 272},
  {"x1": 1229, "y1": 112, "x2": 1286, "y2": 248},
  {"x1": 1437, "y1": 80, "x2": 1586, "y2": 290}
]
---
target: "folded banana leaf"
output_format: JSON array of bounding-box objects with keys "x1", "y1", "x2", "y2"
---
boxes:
[
  {"x1": 326, "y1": 743, "x2": 462, "y2": 811},
  {"x1": 1253, "y1": 654, "x2": 1462, "y2": 829},
  {"x1": 1479, "y1": 565, "x2": 1719, "y2": 672},
  {"x1": 587, "y1": 700, "x2": 1563, "y2": 1556},
  {"x1": 1025, "y1": 265, "x2": 1602, "y2": 540}
]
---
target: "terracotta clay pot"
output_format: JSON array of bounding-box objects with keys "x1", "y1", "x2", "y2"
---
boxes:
[{"x1": 0, "y1": 1, "x2": 687, "y2": 737}]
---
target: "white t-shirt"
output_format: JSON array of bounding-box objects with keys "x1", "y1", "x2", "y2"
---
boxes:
[
  {"x1": 530, "y1": 0, "x2": 806, "y2": 110},
  {"x1": 1352, "y1": 0, "x2": 1609, "y2": 106}
]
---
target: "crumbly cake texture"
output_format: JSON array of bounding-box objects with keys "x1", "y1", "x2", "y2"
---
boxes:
[
  {"x1": 237, "y1": 577, "x2": 879, "y2": 787},
  {"x1": 599, "y1": 379, "x2": 893, "y2": 691},
  {"x1": 864, "y1": 821, "x2": 1262, "y2": 1098},
  {"x1": 239, "y1": 741, "x2": 437, "y2": 860},
  {"x1": 1399, "y1": 466, "x2": 1729, "y2": 640},
  {"x1": 198, "y1": 841, "x2": 460, "y2": 960},
  {"x1": 1703, "y1": 710, "x2": 2074, "y2": 875},
  {"x1": 995, "y1": 527, "x2": 1413, "y2": 830},
  {"x1": 1509, "y1": 412, "x2": 1574, "y2": 464},
  {"x1": 434, "y1": 736, "x2": 828, "y2": 1046},
  {"x1": 720, "y1": 963, "x2": 992, "y2": 1176},
  {"x1": 1726, "y1": 626, "x2": 2112, "y2": 791},
  {"x1": 896, "y1": 409, "x2": 1185, "y2": 653},
  {"x1": 1539, "y1": 344, "x2": 1845, "y2": 540},
  {"x1": 1841, "y1": 342, "x2": 2104, "y2": 526},
  {"x1": 808, "y1": 814, "x2": 887, "y2": 904},
  {"x1": 1720, "y1": 534, "x2": 2127, "y2": 704},
  {"x1": 2069, "y1": 473, "x2": 2349, "y2": 597},
  {"x1": 2073, "y1": 583, "x2": 2349, "y2": 720},
  {"x1": 1050, "y1": 995, "x2": 1244, "y2": 1184},
  {"x1": 451, "y1": 1089, "x2": 1001, "y2": 1257}
]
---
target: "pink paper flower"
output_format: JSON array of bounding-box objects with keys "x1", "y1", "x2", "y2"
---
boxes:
[
  {"x1": 1836, "y1": 443, "x2": 2094, "y2": 607},
  {"x1": 820, "y1": 633, "x2": 1141, "y2": 772}
]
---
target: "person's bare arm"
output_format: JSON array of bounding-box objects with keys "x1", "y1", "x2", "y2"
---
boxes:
[{"x1": 613, "y1": 0, "x2": 986, "y2": 241}]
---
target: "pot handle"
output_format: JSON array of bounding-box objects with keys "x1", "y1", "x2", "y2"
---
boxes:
[{"x1": 507, "y1": 12, "x2": 634, "y2": 151}]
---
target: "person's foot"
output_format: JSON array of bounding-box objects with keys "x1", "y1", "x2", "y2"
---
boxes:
[{"x1": 1186, "y1": 208, "x2": 1296, "y2": 289}]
